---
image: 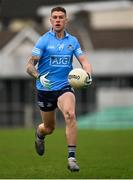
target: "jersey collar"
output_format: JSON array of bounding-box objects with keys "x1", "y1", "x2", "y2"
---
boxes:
[{"x1": 49, "y1": 28, "x2": 69, "y2": 38}]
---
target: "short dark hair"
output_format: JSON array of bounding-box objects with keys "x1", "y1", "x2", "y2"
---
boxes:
[{"x1": 51, "y1": 6, "x2": 67, "y2": 16}]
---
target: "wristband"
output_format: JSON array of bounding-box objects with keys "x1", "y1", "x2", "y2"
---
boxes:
[
  {"x1": 37, "y1": 74, "x2": 41, "y2": 79},
  {"x1": 87, "y1": 73, "x2": 92, "y2": 79}
]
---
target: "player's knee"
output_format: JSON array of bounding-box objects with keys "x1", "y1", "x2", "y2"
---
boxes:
[
  {"x1": 64, "y1": 110, "x2": 76, "y2": 121},
  {"x1": 45, "y1": 126, "x2": 55, "y2": 135},
  {"x1": 69, "y1": 111, "x2": 75, "y2": 120}
]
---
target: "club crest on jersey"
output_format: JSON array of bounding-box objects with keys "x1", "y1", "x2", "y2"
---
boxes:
[
  {"x1": 67, "y1": 44, "x2": 74, "y2": 50},
  {"x1": 50, "y1": 55, "x2": 71, "y2": 67}
]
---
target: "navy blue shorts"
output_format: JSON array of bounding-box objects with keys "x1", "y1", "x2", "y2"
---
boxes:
[{"x1": 37, "y1": 86, "x2": 74, "y2": 111}]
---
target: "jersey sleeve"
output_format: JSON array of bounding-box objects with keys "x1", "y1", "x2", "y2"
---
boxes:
[
  {"x1": 73, "y1": 38, "x2": 84, "y2": 58},
  {"x1": 32, "y1": 36, "x2": 45, "y2": 57}
]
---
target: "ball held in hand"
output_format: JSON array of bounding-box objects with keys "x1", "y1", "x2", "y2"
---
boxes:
[{"x1": 68, "y1": 68, "x2": 92, "y2": 89}]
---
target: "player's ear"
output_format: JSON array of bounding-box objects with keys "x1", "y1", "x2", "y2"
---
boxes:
[
  {"x1": 50, "y1": 17, "x2": 52, "y2": 24},
  {"x1": 65, "y1": 17, "x2": 68, "y2": 25}
]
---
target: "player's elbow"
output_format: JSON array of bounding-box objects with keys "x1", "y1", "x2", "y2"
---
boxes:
[
  {"x1": 26, "y1": 62, "x2": 31, "y2": 75},
  {"x1": 26, "y1": 64, "x2": 29, "y2": 74}
]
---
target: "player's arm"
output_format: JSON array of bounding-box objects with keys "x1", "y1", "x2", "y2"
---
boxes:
[
  {"x1": 26, "y1": 55, "x2": 40, "y2": 79},
  {"x1": 26, "y1": 55, "x2": 51, "y2": 89},
  {"x1": 78, "y1": 55, "x2": 92, "y2": 85},
  {"x1": 78, "y1": 55, "x2": 92, "y2": 75},
  {"x1": 73, "y1": 37, "x2": 92, "y2": 74}
]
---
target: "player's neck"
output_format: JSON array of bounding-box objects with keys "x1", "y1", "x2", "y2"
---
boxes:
[{"x1": 55, "y1": 31, "x2": 65, "y2": 39}]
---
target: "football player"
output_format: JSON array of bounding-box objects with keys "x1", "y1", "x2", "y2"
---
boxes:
[{"x1": 26, "y1": 6, "x2": 92, "y2": 172}]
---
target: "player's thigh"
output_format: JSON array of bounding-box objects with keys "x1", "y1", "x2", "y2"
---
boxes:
[
  {"x1": 40, "y1": 110, "x2": 56, "y2": 128},
  {"x1": 57, "y1": 92, "x2": 76, "y2": 113}
]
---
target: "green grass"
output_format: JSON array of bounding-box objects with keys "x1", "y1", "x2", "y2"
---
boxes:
[{"x1": 0, "y1": 128, "x2": 133, "y2": 179}]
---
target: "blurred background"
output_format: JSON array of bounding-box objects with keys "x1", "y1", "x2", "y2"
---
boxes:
[{"x1": 0, "y1": 0, "x2": 133, "y2": 129}]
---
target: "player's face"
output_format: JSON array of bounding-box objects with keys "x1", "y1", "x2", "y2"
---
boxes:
[{"x1": 50, "y1": 11, "x2": 67, "y2": 33}]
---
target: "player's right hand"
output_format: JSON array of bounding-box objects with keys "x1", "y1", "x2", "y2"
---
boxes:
[{"x1": 38, "y1": 72, "x2": 51, "y2": 89}]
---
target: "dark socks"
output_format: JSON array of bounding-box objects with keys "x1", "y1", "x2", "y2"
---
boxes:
[
  {"x1": 37, "y1": 129, "x2": 45, "y2": 140},
  {"x1": 68, "y1": 145, "x2": 76, "y2": 158}
]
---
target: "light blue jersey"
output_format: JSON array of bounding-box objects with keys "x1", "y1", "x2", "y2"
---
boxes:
[{"x1": 32, "y1": 29, "x2": 84, "y2": 91}]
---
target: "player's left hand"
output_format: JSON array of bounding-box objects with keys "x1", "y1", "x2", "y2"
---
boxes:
[{"x1": 84, "y1": 73, "x2": 92, "y2": 88}]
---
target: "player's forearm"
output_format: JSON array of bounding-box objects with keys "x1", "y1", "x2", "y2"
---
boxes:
[
  {"x1": 82, "y1": 62, "x2": 92, "y2": 74},
  {"x1": 80, "y1": 59, "x2": 92, "y2": 75},
  {"x1": 26, "y1": 64, "x2": 38, "y2": 79},
  {"x1": 26, "y1": 56, "x2": 39, "y2": 79},
  {"x1": 78, "y1": 55, "x2": 92, "y2": 74}
]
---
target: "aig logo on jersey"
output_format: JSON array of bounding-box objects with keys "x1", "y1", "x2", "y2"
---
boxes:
[{"x1": 50, "y1": 55, "x2": 71, "y2": 67}]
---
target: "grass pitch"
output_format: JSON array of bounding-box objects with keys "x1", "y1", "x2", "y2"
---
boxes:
[{"x1": 0, "y1": 128, "x2": 133, "y2": 179}]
